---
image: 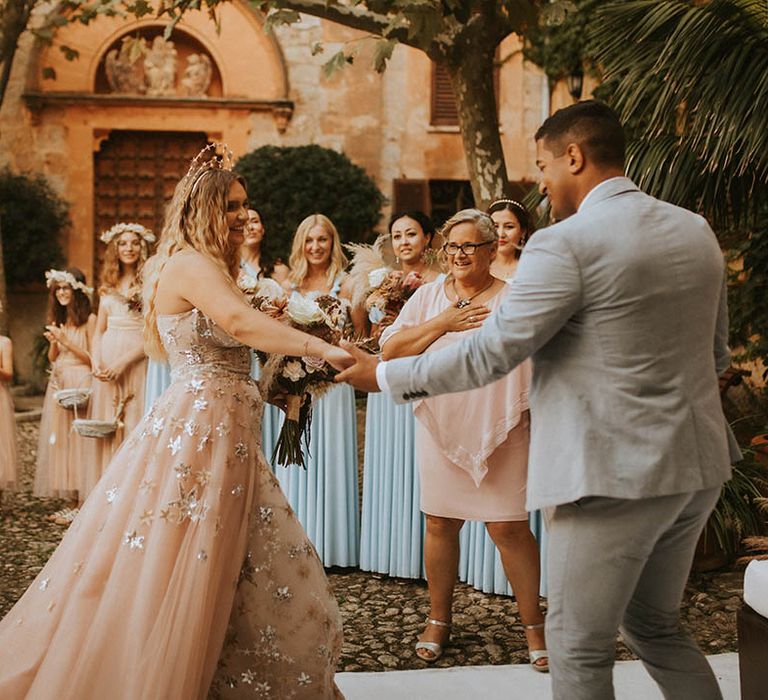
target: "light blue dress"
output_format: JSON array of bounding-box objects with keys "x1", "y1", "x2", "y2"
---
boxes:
[
  {"x1": 273, "y1": 277, "x2": 360, "y2": 567},
  {"x1": 359, "y1": 273, "x2": 447, "y2": 579},
  {"x1": 143, "y1": 359, "x2": 172, "y2": 414},
  {"x1": 458, "y1": 516, "x2": 548, "y2": 596},
  {"x1": 360, "y1": 392, "x2": 425, "y2": 578},
  {"x1": 457, "y1": 273, "x2": 548, "y2": 597},
  {"x1": 239, "y1": 259, "x2": 281, "y2": 464}
]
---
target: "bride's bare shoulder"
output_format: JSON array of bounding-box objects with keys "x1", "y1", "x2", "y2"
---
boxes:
[{"x1": 162, "y1": 249, "x2": 211, "y2": 275}]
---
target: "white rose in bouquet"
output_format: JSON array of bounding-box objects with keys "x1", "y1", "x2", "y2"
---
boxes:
[
  {"x1": 286, "y1": 295, "x2": 324, "y2": 325},
  {"x1": 283, "y1": 360, "x2": 306, "y2": 382},
  {"x1": 255, "y1": 277, "x2": 285, "y2": 300},
  {"x1": 368, "y1": 266, "x2": 390, "y2": 289},
  {"x1": 237, "y1": 273, "x2": 259, "y2": 292}
]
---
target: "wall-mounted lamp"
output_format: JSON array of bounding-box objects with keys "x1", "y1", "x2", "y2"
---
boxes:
[{"x1": 566, "y1": 69, "x2": 584, "y2": 102}]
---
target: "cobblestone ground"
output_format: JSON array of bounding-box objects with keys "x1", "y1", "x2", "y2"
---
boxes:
[{"x1": 1, "y1": 420, "x2": 742, "y2": 672}]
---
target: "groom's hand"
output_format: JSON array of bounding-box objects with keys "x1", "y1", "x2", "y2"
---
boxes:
[{"x1": 334, "y1": 340, "x2": 381, "y2": 393}]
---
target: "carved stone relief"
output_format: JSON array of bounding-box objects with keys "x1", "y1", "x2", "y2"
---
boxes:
[
  {"x1": 104, "y1": 35, "x2": 213, "y2": 98},
  {"x1": 180, "y1": 54, "x2": 213, "y2": 97}
]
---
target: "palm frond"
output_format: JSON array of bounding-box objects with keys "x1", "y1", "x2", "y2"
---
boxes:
[{"x1": 590, "y1": 0, "x2": 768, "y2": 226}]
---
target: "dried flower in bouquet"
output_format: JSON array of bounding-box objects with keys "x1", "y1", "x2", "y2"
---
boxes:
[
  {"x1": 260, "y1": 293, "x2": 351, "y2": 468},
  {"x1": 365, "y1": 269, "x2": 425, "y2": 347},
  {"x1": 346, "y1": 240, "x2": 432, "y2": 350},
  {"x1": 237, "y1": 274, "x2": 289, "y2": 365},
  {"x1": 125, "y1": 290, "x2": 143, "y2": 315}
]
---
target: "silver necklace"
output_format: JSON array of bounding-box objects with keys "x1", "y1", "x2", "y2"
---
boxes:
[{"x1": 453, "y1": 278, "x2": 494, "y2": 309}]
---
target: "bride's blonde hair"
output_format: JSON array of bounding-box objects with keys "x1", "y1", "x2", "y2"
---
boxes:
[{"x1": 143, "y1": 169, "x2": 246, "y2": 359}]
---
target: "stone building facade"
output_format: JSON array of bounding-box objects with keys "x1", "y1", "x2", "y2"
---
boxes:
[{"x1": 0, "y1": 2, "x2": 583, "y2": 380}]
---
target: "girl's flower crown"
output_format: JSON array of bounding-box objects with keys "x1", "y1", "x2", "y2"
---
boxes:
[
  {"x1": 45, "y1": 269, "x2": 94, "y2": 297},
  {"x1": 100, "y1": 222, "x2": 156, "y2": 245}
]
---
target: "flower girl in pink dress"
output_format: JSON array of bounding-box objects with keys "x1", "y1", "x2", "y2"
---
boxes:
[
  {"x1": 34, "y1": 269, "x2": 96, "y2": 522},
  {"x1": 0, "y1": 312, "x2": 16, "y2": 499},
  {"x1": 0, "y1": 148, "x2": 348, "y2": 699}
]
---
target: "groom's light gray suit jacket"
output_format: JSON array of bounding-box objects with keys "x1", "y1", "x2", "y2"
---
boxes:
[{"x1": 384, "y1": 177, "x2": 736, "y2": 510}]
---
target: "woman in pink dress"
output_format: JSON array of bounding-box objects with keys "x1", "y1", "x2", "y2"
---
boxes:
[
  {"x1": 381, "y1": 208, "x2": 548, "y2": 670},
  {"x1": 0, "y1": 151, "x2": 348, "y2": 699},
  {"x1": 0, "y1": 315, "x2": 16, "y2": 499},
  {"x1": 85, "y1": 223, "x2": 153, "y2": 497},
  {"x1": 34, "y1": 268, "x2": 96, "y2": 523}
]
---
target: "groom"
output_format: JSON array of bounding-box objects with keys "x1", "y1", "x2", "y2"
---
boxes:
[{"x1": 336, "y1": 101, "x2": 736, "y2": 699}]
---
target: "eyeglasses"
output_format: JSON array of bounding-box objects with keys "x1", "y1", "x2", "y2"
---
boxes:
[{"x1": 442, "y1": 240, "x2": 494, "y2": 256}]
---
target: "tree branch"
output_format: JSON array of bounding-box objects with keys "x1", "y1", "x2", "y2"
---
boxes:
[{"x1": 276, "y1": 0, "x2": 415, "y2": 45}]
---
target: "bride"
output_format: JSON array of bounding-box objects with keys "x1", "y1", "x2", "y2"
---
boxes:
[{"x1": 0, "y1": 150, "x2": 349, "y2": 699}]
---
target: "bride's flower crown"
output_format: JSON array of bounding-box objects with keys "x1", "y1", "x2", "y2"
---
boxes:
[
  {"x1": 45, "y1": 269, "x2": 94, "y2": 297},
  {"x1": 178, "y1": 142, "x2": 236, "y2": 203},
  {"x1": 100, "y1": 222, "x2": 156, "y2": 245}
]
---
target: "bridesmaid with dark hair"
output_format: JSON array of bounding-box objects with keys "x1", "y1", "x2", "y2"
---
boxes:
[
  {"x1": 34, "y1": 268, "x2": 96, "y2": 523},
  {"x1": 360, "y1": 210, "x2": 443, "y2": 579},
  {"x1": 239, "y1": 207, "x2": 290, "y2": 465}
]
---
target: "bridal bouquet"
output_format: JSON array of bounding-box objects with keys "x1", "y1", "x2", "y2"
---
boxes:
[
  {"x1": 258, "y1": 293, "x2": 349, "y2": 468},
  {"x1": 365, "y1": 268, "x2": 424, "y2": 341},
  {"x1": 237, "y1": 273, "x2": 287, "y2": 323},
  {"x1": 346, "y1": 241, "x2": 429, "y2": 349}
]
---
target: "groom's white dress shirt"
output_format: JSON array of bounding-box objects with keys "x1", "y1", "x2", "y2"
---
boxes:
[{"x1": 376, "y1": 177, "x2": 736, "y2": 511}]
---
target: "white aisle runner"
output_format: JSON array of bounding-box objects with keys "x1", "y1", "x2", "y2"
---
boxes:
[{"x1": 336, "y1": 653, "x2": 739, "y2": 699}]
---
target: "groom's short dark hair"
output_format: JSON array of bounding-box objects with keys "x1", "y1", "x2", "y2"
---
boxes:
[{"x1": 535, "y1": 100, "x2": 625, "y2": 169}]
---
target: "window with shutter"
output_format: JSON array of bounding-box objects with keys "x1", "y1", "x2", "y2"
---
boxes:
[
  {"x1": 430, "y1": 57, "x2": 500, "y2": 127},
  {"x1": 430, "y1": 63, "x2": 458, "y2": 126}
]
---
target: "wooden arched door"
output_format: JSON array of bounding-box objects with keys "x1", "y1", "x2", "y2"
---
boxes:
[{"x1": 93, "y1": 130, "x2": 208, "y2": 275}]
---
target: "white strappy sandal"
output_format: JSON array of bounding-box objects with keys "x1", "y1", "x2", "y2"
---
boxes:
[
  {"x1": 415, "y1": 617, "x2": 452, "y2": 662},
  {"x1": 523, "y1": 621, "x2": 549, "y2": 673}
]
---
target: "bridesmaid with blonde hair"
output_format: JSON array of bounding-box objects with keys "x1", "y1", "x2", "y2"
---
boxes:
[
  {"x1": 34, "y1": 268, "x2": 96, "y2": 523},
  {"x1": 276, "y1": 213, "x2": 361, "y2": 567},
  {"x1": 85, "y1": 223, "x2": 153, "y2": 496},
  {"x1": 0, "y1": 303, "x2": 16, "y2": 502}
]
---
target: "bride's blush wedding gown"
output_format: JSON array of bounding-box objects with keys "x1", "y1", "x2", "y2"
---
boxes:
[{"x1": 0, "y1": 308, "x2": 344, "y2": 699}]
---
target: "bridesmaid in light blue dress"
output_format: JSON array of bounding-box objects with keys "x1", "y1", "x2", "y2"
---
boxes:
[
  {"x1": 239, "y1": 208, "x2": 291, "y2": 464},
  {"x1": 360, "y1": 211, "x2": 442, "y2": 579},
  {"x1": 458, "y1": 199, "x2": 548, "y2": 597},
  {"x1": 273, "y1": 214, "x2": 360, "y2": 567}
]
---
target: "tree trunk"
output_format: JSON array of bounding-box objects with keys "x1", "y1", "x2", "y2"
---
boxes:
[{"x1": 448, "y1": 43, "x2": 509, "y2": 209}]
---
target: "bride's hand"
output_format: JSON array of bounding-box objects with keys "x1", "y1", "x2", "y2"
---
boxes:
[{"x1": 324, "y1": 345, "x2": 354, "y2": 371}]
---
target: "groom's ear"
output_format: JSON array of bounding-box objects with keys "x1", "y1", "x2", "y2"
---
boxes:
[{"x1": 565, "y1": 142, "x2": 586, "y2": 175}]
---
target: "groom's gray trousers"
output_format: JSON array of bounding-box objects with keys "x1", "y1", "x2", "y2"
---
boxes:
[{"x1": 545, "y1": 486, "x2": 722, "y2": 700}]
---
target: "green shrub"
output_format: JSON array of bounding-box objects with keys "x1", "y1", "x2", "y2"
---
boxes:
[
  {"x1": 0, "y1": 169, "x2": 67, "y2": 288},
  {"x1": 235, "y1": 145, "x2": 385, "y2": 262}
]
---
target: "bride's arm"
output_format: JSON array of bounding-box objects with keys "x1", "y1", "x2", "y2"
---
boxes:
[{"x1": 171, "y1": 253, "x2": 349, "y2": 364}]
